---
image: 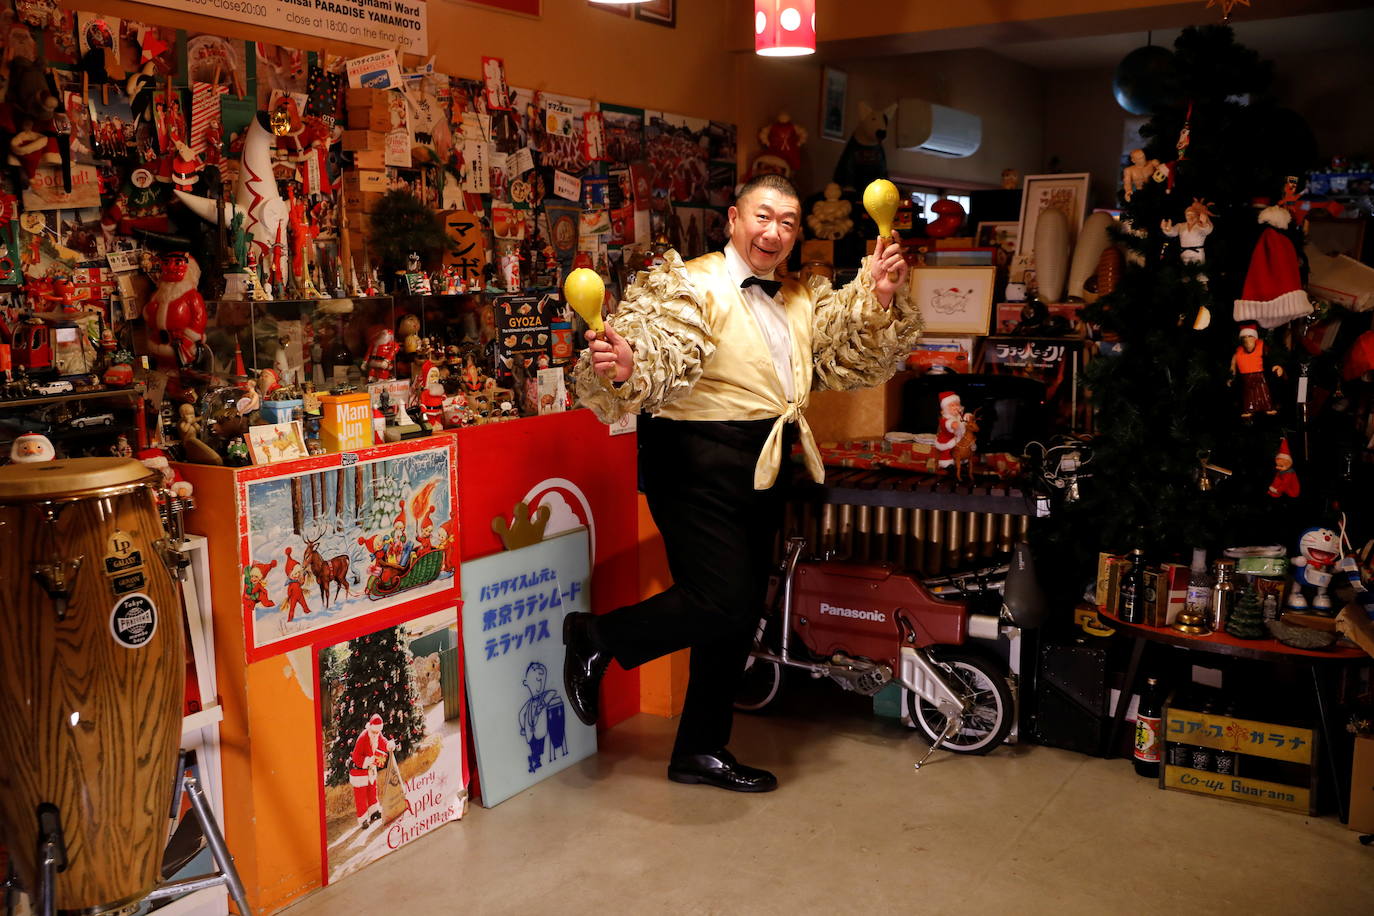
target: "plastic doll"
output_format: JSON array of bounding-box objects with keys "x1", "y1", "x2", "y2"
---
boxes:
[
  {"x1": 1267, "y1": 438, "x2": 1300, "y2": 498},
  {"x1": 933, "y1": 391, "x2": 969, "y2": 470},
  {"x1": 142, "y1": 249, "x2": 207, "y2": 370},
  {"x1": 1160, "y1": 199, "x2": 1214, "y2": 266},
  {"x1": 1121, "y1": 148, "x2": 1158, "y2": 202},
  {"x1": 365, "y1": 327, "x2": 398, "y2": 381},
  {"x1": 807, "y1": 182, "x2": 854, "y2": 241},
  {"x1": 1286, "y1": 526, "x2": 1340, "y2": 615},
  {"x1": 1230, "y1": 323, "x2": 1282, "y2": 419}
]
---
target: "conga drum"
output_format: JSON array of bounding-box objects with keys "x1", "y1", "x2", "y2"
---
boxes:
[{"x1": 0, "y1": 459, "x2": 185, "y2": 915}]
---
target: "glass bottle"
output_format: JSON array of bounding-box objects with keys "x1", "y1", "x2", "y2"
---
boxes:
[
  {"x1": 1118, "y1": 548, "x2": 1146, "y2": 623},
  {"x1": 1175, "y1": 548, "x2": 1213, "y2": 634},
  {"x1": 1133, "y1": 676, "x2": 1163, "y2": 778}
]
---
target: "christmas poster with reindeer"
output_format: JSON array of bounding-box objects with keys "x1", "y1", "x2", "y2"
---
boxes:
[
  {"x1": 238, "y1": 437, "x2": 460, "y2": 661},
  {"x1": 315, "y1": 606, "x2": 468, "y2": 885}
]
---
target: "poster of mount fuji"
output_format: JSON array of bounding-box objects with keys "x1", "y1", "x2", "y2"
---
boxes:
[{"x1": 237, "y1": 438, "x2": 459, "y2": 661}]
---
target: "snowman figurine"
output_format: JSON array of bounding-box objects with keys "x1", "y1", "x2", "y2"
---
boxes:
[{"x1": 1286, "y1": 526, "x2": 1341, "y2": 615}]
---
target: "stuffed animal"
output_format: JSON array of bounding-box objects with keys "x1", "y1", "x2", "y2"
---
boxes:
[{"x1": 833, "y1": 102, "x2": 895, "y2": 193}]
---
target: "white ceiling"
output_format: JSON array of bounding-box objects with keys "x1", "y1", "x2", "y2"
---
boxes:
[{"x1": 988, "y1": 7, "x2": 1374, "y2": 71}]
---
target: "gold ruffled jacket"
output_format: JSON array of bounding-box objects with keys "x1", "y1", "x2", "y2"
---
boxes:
[{"x1": 574, "y1": 249, "x2": 922, "y2": 489}]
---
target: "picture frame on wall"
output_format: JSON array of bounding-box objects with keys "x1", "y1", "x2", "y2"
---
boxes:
[
  {"x1": 820, "y1": 67, "x2": 847, "y2": 142},
  {"x1": 634, "y1": 0, "x2": 676, "y2": 28},
  {"x1": 1014, "y1": 172, "x2": 1091, "y2": 262},
  {"x1": 908, "y1": 266, "x2": 997, "y2": 335},
  {"x1": 460, "y1": 0, "x2": 542, "y2": 18}
]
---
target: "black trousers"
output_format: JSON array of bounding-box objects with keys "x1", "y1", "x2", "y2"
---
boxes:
[{"x1": 596, "y1": 415, "x2": 791, "y2": 757}]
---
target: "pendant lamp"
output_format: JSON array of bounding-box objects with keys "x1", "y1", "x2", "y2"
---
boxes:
[{"x1": 755, "y1": 0, "x2": 816, "y2": 57}]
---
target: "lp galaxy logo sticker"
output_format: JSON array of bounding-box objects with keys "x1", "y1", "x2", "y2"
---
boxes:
[{"x1": 110, "y1": 593, "x2": 158, "y2": 649}]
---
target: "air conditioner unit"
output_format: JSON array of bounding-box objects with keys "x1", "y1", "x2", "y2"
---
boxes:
[{"x1": 896, "y1": 99, "x2": 982, "y2": 159}]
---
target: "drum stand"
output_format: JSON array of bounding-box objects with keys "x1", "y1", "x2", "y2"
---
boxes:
[{"x1": 7, "y1": 750, "x2": 253, "y2": 916}]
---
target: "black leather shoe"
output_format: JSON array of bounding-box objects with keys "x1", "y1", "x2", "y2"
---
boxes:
[
  {"x1": 667, "y1": 749, "x2": 777, "y2": 793},
  {"x1": 563, "y1": 612, "x2": 610, "y2": 726}
]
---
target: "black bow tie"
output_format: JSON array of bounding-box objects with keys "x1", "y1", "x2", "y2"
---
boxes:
[{"x1": 741, "y1": 275, "x2": 782, "y2": 297}]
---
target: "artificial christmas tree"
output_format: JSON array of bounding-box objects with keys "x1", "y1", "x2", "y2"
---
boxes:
[
  {"x1": 323, "y1": 626, "x2": 427, "y2": 788},
  {"x1": 1226, "y1": 582, "x2": 1267, "y2": 639},
  {"x1": 1048, "y1": 25, "x2": 1319, "y2": 573}
]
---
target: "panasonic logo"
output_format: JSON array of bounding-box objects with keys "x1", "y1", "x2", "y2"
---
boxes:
[{"x1": 819, "y1": 602, "x2": 886, "y2": 622}]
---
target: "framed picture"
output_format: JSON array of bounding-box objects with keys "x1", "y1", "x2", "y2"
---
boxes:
[
  {"x1": 634, "y1": 0, "x2": 675, "y2": 27},
  {"x1": 909, "y1": 266, "x2": 997, "y2": 335},
  {"x1": 821, "y1": 67, "x2": 847, "y2": 141},
  {"x1": 247, "y1": 420, "x2": 308, "y2": 465},
  {"x1": 976, "y1": 221, "x2": 1017, "y2": 250},
  {"x1": 1015, "y1": 172, "x2": 1091, "y2": 262},
  {"x1": 459, "y1": 0, "x2": 541, "y2": 17}
]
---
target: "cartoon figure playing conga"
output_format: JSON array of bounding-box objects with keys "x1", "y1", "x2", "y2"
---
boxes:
[{"x1": 518, "y1": 662, "x2": 568, "y2": 773}]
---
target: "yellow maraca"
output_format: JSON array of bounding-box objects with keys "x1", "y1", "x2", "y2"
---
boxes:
[
  {"x1": 863, "y1": 178, "x2": 902, "y2": 282},
  {"x1": 563, "y1": 267, "x2": 605, "y2": 332}
]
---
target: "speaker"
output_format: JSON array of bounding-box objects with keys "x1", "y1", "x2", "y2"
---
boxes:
[{"x1": 1031, "y1": 641, "x2": 1107, "y2": 756}]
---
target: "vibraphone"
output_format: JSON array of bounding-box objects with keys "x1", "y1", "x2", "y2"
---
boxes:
[{"x1": 784, "y1": 467, "x2": 1036, "y2": 573}]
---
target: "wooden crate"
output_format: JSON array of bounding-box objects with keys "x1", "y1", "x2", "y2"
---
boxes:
[{"x1": 1161, "y1": 699, "x2": 1318, "y2": 815}]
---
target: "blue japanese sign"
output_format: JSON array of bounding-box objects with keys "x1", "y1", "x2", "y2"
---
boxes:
[{"x1": 461, "y1": 528, "x2": 596, "y2": 807}]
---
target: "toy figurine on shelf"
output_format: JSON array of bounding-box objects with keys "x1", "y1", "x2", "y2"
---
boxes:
[
  {"x1": 1286, "y1": 526, "x2": 1341, "y2": 615},
  {"x1": 417, "y1": 360, "x2": 445, "y2": 430},
  {"x1": 142, "y1": 240, "x2": 207, "y2": 371},
  {"x1": 235, "y1": 378, "x2": 261, "y2": 416},
  {"x1": 1267, "y1": 437, "x2": 1300, "y2": 498},
  {"x1": 758, "y1": 112, "x2": 807, "y2": 176},
  {"x1": 404, "y1": 252, "x2": 432, "y2": 295},
  {"x1": 1121, "y1": 148, "x2": 1159, "y2": 202},
  {"x1": 171, "y1": 142, "x2": 203, "y2": 193},
  {"x1": 807, "y1": 182, "x2": 854, "y2": 241},
  {"x1": 933, "y1": 390, "x2": 970, "y2": 471},
  {"x1": 177, "y1": 403, "x2": 224, "y2": 465},
  {"x1": 1161, "y1": 198, "x2": 1214, "y2": 267},
  {"x1": 1230, "y1": 322, "x2": 1282, "y2": 419},
  {"x1": 9, "y1": 433, "x2": 55, "y2": 463},
  {"x1": 40, "y1": 276, "x2": 81, "y2": 314},
  {"x1": 397, "y1": 314, "x2": 422, "y2": 355},
  {"x1": 365, "y1": 326, "x2": 398, "y2": 381},
  {"x1": 137, "y1": 447, "x2": 194, "y2": 498}
]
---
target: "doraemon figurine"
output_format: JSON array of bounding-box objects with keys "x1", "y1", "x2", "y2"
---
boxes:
[{"x1": 1287, "y1": 526, "x2": 1340, "y2": 615}]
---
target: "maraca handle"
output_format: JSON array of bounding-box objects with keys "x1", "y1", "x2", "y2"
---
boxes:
[{"x1": 880, "y1": 234, "x2": 900, "y2": 283}]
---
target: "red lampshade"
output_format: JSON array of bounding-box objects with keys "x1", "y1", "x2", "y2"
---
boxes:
[{"x1": 755, "y1": 0, "x2": 816, "y2": 57}]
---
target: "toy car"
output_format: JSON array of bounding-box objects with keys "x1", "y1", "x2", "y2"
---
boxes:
[
  {"x1": 71, "y1": 412, "x2": 115, "y2": 429},
  {"x1": 33, "y1": 379, "x2": 74, "y2": 396}
]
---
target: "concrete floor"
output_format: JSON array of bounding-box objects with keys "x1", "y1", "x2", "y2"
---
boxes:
[{"x1": 284, "y1": 683, "x2": 1373, "y2": 915}]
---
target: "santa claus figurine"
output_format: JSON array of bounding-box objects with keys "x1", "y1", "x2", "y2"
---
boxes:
[
  {"x1": 141, "y1": 243, "x2": 207, "y2": 371},
  {"x1": 137, "y1": 446, "x2": 194, "y2": 498},
  {"x1": 933, "y1": 391, "x2": 969, "y2": 470},
  {"x1": 349, "y1": 714, "x2": 391, "y2": 828},
  {"x1": 170, "y1": 141, "x2": 203, "y2": 193},
  {"x1": 10, "y1": 433, "x2": 55, "y2": 463},
  {"x1": 365, "y1": 327, "x2": 398, "y2": 381}
]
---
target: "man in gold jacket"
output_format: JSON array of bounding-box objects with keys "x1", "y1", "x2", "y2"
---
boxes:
[{"x1": 564, "y1": 174, "x2": 920, "y2": 792}]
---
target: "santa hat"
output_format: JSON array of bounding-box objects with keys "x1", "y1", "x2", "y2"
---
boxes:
[
  {"x1": 368, "y1": 714, "x2": 383, "y2": 726},
  {"x1": 939, "y1": 391, "x2": 960, "y2": 408},
  {"x1": 249, "y1": 560, "x2": 276, "y2": 581},
  {"x1": 1237, "y1": 322, "x2": 1260, "y2": 339},
  {"x1": 284, "y1": 547, "x2": 300, "y2": 577},
  {"x1": 1276, "y1": 438, "x2": 1292, "y2": 459},
  {"x1": 1233, "y1": 213, "x2": 1312, "y2": 329},
  {"x1": 136, "y1": 447, "x2": 169, "y2": 468}
]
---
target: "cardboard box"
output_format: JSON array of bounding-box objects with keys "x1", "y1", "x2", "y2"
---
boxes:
[
  {"x1": 1350, "y1": 734, "x2": 1374, "y2": 834},
  {"x1": 343, "y1": 190, "x2": 384, "y2": 215},
  {"x1": 1159, "y1": 562, "x2": 1189, "y2": 625},
  {"x1": 342, "y1": 171, "x2": 389, "y2": 195},
  {"x1": 346, "y1": 105, "x2": 394, "y2": 132},
  {"x1": 342, "y1": 129, "x2": 387, "y2": 152},
  {"x1": 350, "y1": 149, "x2": 386, "y2": 171},
  {"x1": 907, "y1": 336, "x2": 974, "y2": 374},
  {"x1": 319, "y1": 391, "x2": 374, "y2": 453},
  {"x1": 1095, "y1": 552, "x2": 1122, "y2": 612}
]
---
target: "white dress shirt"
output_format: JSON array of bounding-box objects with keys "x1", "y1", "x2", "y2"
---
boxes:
[{"x1": 722, "y1": 242, "x2": 795, "y2": 401}]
